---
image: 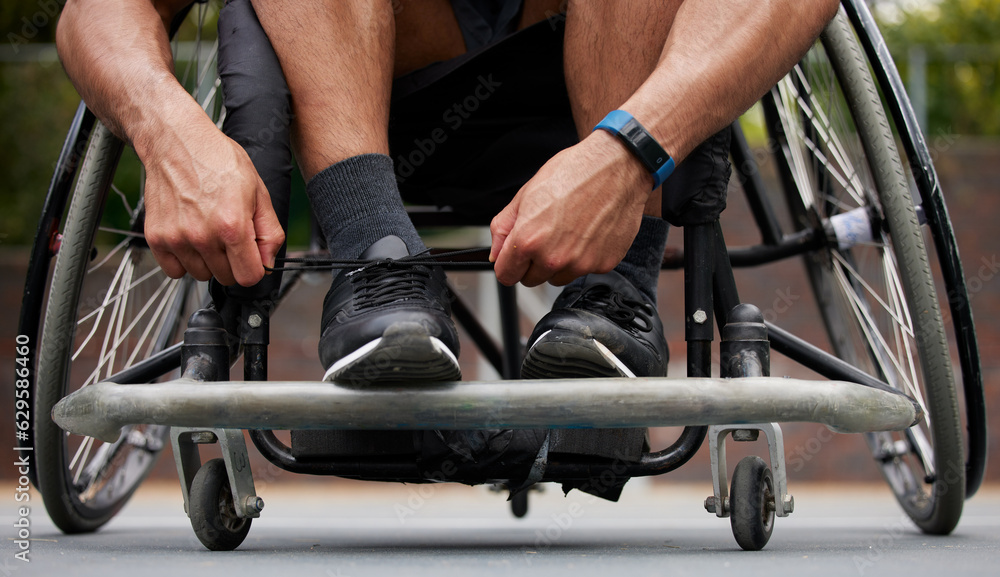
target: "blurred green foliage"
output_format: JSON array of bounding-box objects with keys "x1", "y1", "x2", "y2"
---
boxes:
[
  {"x1": 875, "y1": 0, "x2": 1000, "y2": 136},
  {"x1": 1, "y1": 0, "x2": 73, "y2": 246},
  {"x1": 1, "y1": 1, "x2": 998, "y2": 246}
]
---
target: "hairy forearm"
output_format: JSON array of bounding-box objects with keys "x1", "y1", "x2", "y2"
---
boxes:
[
  {"x1": 56, "y1": 0, "x2": 205, "y2": 157},
  {"x1": 624, "y1": 0, "x2": 841, "y2": 163}
]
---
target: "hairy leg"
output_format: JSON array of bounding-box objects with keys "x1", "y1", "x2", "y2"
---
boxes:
[
  {"x1": 561, "y1": 0, "x2": 682, "y2": 217},
  {"x1": 251, "y1": 0, "x2": 466, "y2": 181},
  {"x1": 515, "y1": 0, "x2": 679, "y2": 217}
]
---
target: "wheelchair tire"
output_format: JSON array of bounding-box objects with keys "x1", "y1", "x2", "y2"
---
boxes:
[
  {"x1": 189, "y1": 458, "x2": 252, "y2": 551},
  {"x1": 761, "y1": 10, "x2": 963, "y2": 534},
  {"x1": 730, "y1": 456, "x2": 774, "y2": 551},
  {"x1": 32, "y1": 5, "x2": 217, "y2": 533},
  {"x1": 34, "y1": 122, "x2": 194, "y2": 533}
]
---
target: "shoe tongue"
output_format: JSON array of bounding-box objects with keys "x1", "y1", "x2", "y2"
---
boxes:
[{"x1": 360, "y1": 235, "x2": 410, "y2": 260}]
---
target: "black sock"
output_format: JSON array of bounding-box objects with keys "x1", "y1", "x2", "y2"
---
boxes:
[
  {"x1": 306, "y1": 154, "x2": 425, "y2": 262},
  {"x1": 613, "y1": 216, "x2": 669, "y2": 304}
]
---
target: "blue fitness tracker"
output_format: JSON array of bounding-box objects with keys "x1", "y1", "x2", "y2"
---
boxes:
[{"x1": 594, "y1": 110, "x2": 675, "y2": 189}]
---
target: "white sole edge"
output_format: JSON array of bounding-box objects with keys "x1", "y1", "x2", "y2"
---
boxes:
[
  {"x1": 323, "y1": 335, "x2": 460, "y2": 382},
  {"x1": 529, "y1": 329, "x2": 636, "y2": 378}
]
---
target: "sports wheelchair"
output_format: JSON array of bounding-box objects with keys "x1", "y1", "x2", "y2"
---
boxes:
[{"x1": 18, "y1": 0, "x2": 987, "y2": 552}]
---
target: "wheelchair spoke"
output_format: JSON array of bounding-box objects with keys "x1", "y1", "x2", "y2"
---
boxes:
[
  {"x1": 82, "y1": 269, "x2": 175, "y2": 388},
  {"x1": 69, "y1": 435, "x2": 96, "y2": 481},
  {"x1": 832, "y1": 250, "x2": 910, "y2": 334},
  {"x1": 75, "y1": 266, "x2": 163, "y2": 328},
  {"x1": 197, "y1": 44, "x2": 220, "y2": 104},
  {"x1": 832, "y1": 254, "x2": 929, "y2": 422},
  {"x1": 110, "y1": 183, "x2": 135, "y2": 220},
  {"x1": 73, "y1": 248, "x2": 132, "y2": 362},
  {"x1": 87, "y1": 237, "x2": 131, "y2": 274},
  {"x1": 781, "y1": 73, "x2": 867, "y2": 209},
  {"x1": 125, "y1": 277, "x2": 183, "y2": 367}
]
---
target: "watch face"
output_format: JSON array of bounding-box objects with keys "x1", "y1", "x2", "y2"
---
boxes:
[
  {"x1": 621, "y1": 118, "x2": 668, "y2": 174},
  {"x1": 596, "y1": 111, "x2": 673, "y2": 188}
]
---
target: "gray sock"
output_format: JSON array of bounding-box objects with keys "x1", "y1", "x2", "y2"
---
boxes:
[
  {"x1": 306, "y1": 153, "x2": 425, "y2": 260},
  {"x1": 613, "y1": 215, "x2": 669, "y2": 304}
]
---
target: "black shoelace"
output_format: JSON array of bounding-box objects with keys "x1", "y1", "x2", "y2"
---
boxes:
[
  {"x1": 348, "y1": 259, "x2": 436, "y2": 311},
  {"x1": 264, "y1": 247, "x2": 491, "y2": 273},
  {"x1": 574, "y1": 283, "x2": 655, "y2": 332}
]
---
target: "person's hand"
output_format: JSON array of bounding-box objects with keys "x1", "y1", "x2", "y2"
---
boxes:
[
  {"x1": 141, "y1": 120, "x2": 285, "y2": 287},
  {"x1": 489, "y1": 132, "x2": 652, "y2": 287}
]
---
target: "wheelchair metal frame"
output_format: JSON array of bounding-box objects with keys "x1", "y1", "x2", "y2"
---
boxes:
[{"x1": 18, "y1": 0, "x2": 987, "y2": 553}]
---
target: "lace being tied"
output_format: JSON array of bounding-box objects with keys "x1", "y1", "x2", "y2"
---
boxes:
[
  {"x1": 574, "y1": 283, "x2": 654, "y2": 332},
  {"x1": 265, "y1": 247, "x2": 490, "y2": 274},
  {"x1": 348, "y1": 259, "x2": 434, "y2": 311},
  {"x1": 265, "y1": 248, "x2": 490, "y2": 309}
]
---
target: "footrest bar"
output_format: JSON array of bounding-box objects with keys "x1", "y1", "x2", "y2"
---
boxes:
[{"x1": 53, "y1": 377, "x2": 921, "y2": 443}]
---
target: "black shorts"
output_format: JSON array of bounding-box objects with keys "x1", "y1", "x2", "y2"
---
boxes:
[
  {"x1": 390, "y1": 8, "x2": 575, "y2": 223},
  {"x1": 390, "y1": 1, "x2": 730, "y2": 226}
]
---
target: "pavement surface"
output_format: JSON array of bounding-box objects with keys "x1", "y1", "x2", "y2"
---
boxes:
[{"x1": 7, "y1": 479, "x2": 1000, "y2": 576}]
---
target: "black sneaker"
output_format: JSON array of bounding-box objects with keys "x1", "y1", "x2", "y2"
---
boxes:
[
  {"x1": 522, "y1": 270, "x2": 668, "y2": 379},
  {"x1": 319, "y1": 236, "x2": 461, "y2": 385}
]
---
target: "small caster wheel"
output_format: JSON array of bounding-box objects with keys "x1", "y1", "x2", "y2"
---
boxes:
[
  {"x1": 189, "y1": 458, "x2": 251, "y2": 551},
  {"x1": 730, "y1": 455, "x2": 775, "y2": 551},
  {"x1": 510, "y1": 490, "x2": 529, "y2": 518}
]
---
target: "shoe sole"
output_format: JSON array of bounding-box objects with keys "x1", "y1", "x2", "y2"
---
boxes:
[
  {"x1": 521, "y1": 329, "x2": 636, "y2": 379},
  {"x1": 324, "y1": 321, "x2": 461, "y2": 386}
]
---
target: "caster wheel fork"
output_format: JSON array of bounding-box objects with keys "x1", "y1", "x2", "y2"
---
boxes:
[{"x1": 705, "y1": 423, "x2": 794, "y2": 551}]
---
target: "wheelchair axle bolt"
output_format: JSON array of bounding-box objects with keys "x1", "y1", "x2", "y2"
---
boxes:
[
  {"x1": 704, "y1": 495, "x2": 729, "y2": 515},
  {"x1": 244, "y1": 495, "x2": 265, "y2": 514},
  {"x1": 693, "y1": 309, "x2": 708, "y2": 324},
  {"x1": 247, "y1": 313, "x2": 263, "y2": 328}
]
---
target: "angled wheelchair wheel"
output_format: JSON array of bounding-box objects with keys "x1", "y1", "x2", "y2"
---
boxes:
[
  {"x1": 760, "y1": 10, "x2": 963, "y2": 534},
  {"x1": 32, "y1": 4, "x2": 218, "y2": 533}
]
